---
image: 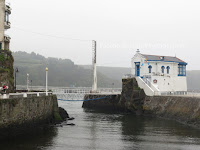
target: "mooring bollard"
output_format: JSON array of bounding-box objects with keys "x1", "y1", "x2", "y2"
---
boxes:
[
  {"x1": 23, "y1": 93, "x2": 27, "y2": 98},
  {"x1": 3, "y1": 94, "x2": 8, "y2": 99}
]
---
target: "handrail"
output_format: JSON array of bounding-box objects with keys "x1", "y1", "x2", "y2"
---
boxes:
[
  {"x1": 146, "y1": 78, "x2": 160, "y2": 92},
  {"x1": 0, "y1": 92, "x2": 53, "y2": 99},
  {"x1": 137, "y1": 77, "x2": 154, "y2": 93}
]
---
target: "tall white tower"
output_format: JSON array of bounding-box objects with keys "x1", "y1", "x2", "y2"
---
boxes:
[{"x1": 92, "y1": 40, "x2": 97, "y2": 92}]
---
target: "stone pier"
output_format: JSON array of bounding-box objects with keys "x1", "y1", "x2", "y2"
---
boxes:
[{"x1": 83, "y1": 78, "x2": 200, "y2": 129}]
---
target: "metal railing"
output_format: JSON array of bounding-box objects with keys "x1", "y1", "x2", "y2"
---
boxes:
[
  {"x1": 17, "y1": 85, "x2": 122, "y2": 94},
  {"x1": 53, "y1": 87, "x2": 121, "y2": 100},
  {"x1": 160, "y1": 91, "x2": 200, "y2": 97},
  {"x1": 0, "y1": 92, "x2": 52, "y2": 99},
  {"x1": 122, "y1": 74, "x2": 134, "y2": 79},
  {"x1": 53, "y1": 87, "x2": 122, "y2": 95}
]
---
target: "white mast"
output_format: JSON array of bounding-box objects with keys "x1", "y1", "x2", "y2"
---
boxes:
[{"x1": 92, "y1": 40, "x2": 97, "y2": 92}]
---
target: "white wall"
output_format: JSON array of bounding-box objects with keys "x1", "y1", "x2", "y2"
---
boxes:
[
  {"x1": 136, "y1": 77, "x2": 154, "y2": 96},
  {"x1": 131, "y1": 53, "x2": 187, "y2": 92},
  {"x1": 150, "y1": 76, "x2": 187, "y2": 92},
  {"x1": 0, "y1": 0, "x2": 5, "y2": 49}
]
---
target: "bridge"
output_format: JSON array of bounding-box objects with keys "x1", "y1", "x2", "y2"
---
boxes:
[
  {"x1": 17, "y1": 85, "x2": 122, "y2": 100},
  {"x1": 11, "y1": 41, "x2": 122, "y2": 101}
]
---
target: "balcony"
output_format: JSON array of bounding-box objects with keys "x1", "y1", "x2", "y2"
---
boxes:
[
  {"x1": 4, "y1": 21, "x2": 11, "y2": 29},
  {"x1": 5, "y1": 4, "x2": 11, "y2": 14},
  {"x1": 4, "y1": 35, "x2": 11, "y2": 42}
]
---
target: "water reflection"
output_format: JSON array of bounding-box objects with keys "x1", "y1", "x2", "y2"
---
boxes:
[
  {"x1": 1, "y1": 101, "x2": 200, "y2": 150},
  {"x1": 121, "y1": 115, "x2": 200, "y2": 150},
  {"x1": 0, "y1": 126, "x2": 58, "y2": 150},
  {"x1": 84, "y1": 108, "x2": 200, "y2": 150}
]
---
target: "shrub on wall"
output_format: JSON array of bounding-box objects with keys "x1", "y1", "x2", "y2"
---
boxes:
[{"x1": 0, "y1": 54, "x2": 5, "y2": 62}]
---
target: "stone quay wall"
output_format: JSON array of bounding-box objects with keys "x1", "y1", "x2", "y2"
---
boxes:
[
  {"x1": 144, "y1": 96, "x2": 200, "y2": 128},
  {"x1": 83, "y1": 78, "x2": 145, "y2": 115},
  {"x1": 0, "y1": 95, "x2": 59, "y2": 139},
  {"x1": 83, "y1": 78, "x2": 200, "y2": 128},
  {"x1": 83, "y1": 94, "x2": 123, "y2": 112}
]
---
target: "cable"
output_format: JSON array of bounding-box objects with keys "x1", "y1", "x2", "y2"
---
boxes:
[
  {"x1": 57, "y1": 96, "x2": 110, "y2": 102},
  {"x1": 12, "y1": 26, "x2": 92, "y2": 42}
]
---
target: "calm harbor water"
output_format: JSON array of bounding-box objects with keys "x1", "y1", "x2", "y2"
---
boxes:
[{"x1": 1, "y1": 101, "x2": 200, "y2": 150}]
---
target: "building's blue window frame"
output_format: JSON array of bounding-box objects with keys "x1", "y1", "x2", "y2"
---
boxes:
[
  {"x1": 148, "y1": 65, "x2": 152, "y2": 73},
  {"x1": 166, "y1": 66, "x2": 170, "y2": 74},
  {"x1": 178, "y1": 64, "x2": 186, "y2": 76},
  {"x1": 135, "y1": 62, "x2": 140, "y2": 76},
  {"x1": 161, "y1": 66, "x2": 165, "y2": 73}
]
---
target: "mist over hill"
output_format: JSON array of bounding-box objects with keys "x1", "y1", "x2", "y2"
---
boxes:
[
  {"x1": 81, "y1": 65, "x2": 131, "y2": 81},
  {"x1": 13, "y1": 51, "x2": 122, "y2": 88},
  {"x1": 187, "y1": 71, "x2": 200, "y2": 91},
  {"x1": 13, "y1": 51, "x2": 200, "y2": 90}
]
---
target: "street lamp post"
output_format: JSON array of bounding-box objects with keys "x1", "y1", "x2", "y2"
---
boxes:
[
  {"x1": 27, "y1": 73, "x2": 29, "y2": 91},
  {"x1": 14, "y1": 67, "x2": 19, "y2": 92},
  {"x1": 112, "y1": 83, "x2": 114, "y2": 93},
  {"x1": 30, "y1": 80, "x2": 32, "y2": 91},
  {"x1": 46, "y1": 67, "x2": 48, "y2": 96}
]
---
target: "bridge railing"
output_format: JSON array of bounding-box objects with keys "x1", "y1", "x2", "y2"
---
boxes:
[
  {"x1": 16, "y1": 85, "x2": 122, "y2": 94},
  {"x1": 53, "y1": 88, "x2": 122, "y2": 94}
]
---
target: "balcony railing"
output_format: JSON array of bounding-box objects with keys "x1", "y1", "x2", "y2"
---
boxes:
[
  {"x1": 4, "y1": 21, "x2": 11, "y2": 29},
  {"x1": 122, "y1": 74, "x2": 134, "y2": 79},
  {"x1": 5, "y1": 4, "x2": 11, "y2": 14},
  {"x1": 4, "y1": 35, "x2": 11, "y2": 42}
]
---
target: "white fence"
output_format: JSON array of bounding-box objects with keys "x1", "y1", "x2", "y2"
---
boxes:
[
  {"x1": 136, "y1": 77, "x2": 160, "y2": 96},
  {"x1": 53, "y1": 87, "x2": 122, "y2": 100},
  {"x1": 161, "y1": 92, "x2": 200, "y2": 97},
  {"x1": 15, "y1": 86, "x2": 122, "y2": 100},
  {"x1": 17, "y1": 85, "x2": 122, "y2": 94},
  {"x1": 0, "y1": 92, "x2": 52, "y2": 99}
]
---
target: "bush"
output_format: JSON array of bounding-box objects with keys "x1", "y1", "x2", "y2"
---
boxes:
[{"x1": 0, "y1": 54, "x2": 5, "y2": 62}]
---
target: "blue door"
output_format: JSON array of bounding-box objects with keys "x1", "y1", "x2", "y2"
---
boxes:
[{"x1": 135, "y1": 62, "x2": 140, "y2": 76}]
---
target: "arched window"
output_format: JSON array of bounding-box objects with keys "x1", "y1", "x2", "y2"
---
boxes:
[
  {"x1": 167, "y1": 66, "x2": 170, "y2": 74},
  {"x1": 161, "y1": 66, "x2": 165, "y2": 73},
  {"x1": 148, "y1": 65, "x2": 152, "y2": 73}
]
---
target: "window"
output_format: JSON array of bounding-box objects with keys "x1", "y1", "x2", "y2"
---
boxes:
[
  {"x1": 178, "y1": 64, "x2": 186, "y2": 76},
  {"x1": 161, "y1": 66, "x2": 165, "y2": 73},
  {"x1": 4, "y1": 12, "x2": 9, "y2": 22},
  {"x1": 148, "y1": 65, "x2": 152, "y2": 73},
  {"x1": 167, "y1": 66, "x2": 170, "y2": 74},
  {"x1": 135, "y1": 62, "x2": 140, "y2": 76}
]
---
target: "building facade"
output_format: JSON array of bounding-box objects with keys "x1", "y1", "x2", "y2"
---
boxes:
[
  {"x1": 131, "y1": 51, "x2": 187, "y2": 95},
  {"x1": 0, "y1": 0, "x2": 11, "y2": 50}
]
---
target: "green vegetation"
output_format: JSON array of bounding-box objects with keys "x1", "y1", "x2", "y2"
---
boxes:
[
  {"x1": 0, "y1": 54, "x2": 5, "y2": 62},
  {"x1": 53, "y1": 112, "x2": 62, "y2": 121},
  {"x1": 134, "y1": 86, "x2": 141, "y2": 90},
  {"x1": 13, "y1": 51, "x2": 122, "y2": 87},
  {"x1": 0, "y1": 68, "x2": 9, "y2": 73},
  {"x1": 13, "y1": 51, "x2": 198, "y2": 90}
]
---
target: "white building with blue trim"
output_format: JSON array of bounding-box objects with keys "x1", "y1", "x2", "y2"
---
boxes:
[{"x1": 131, "y1": 51, "x2": 187, "y2": 96}]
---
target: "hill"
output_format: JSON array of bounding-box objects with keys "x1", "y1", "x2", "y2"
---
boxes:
[
  {"x1": 13, "y1": 51, "x2": 121, "y2": 88},
  {"x1": 81, "y1": 65, "x2": 130, "y2": 81},
  {"x1": 187, "y1": 71, "x2": 200, "y2": 91},
  {"x1": 13, "y1": 51, "x2": 200, "y2": 90}
]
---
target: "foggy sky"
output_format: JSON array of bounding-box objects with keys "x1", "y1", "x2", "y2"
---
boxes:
[{"x1": 6, "y1": 0, "x2": 200, "y2": 70}]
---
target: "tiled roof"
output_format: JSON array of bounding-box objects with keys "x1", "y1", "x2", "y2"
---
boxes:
[{"x1": 141, "y1": 54, "x2": 187, "y2": 64}]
